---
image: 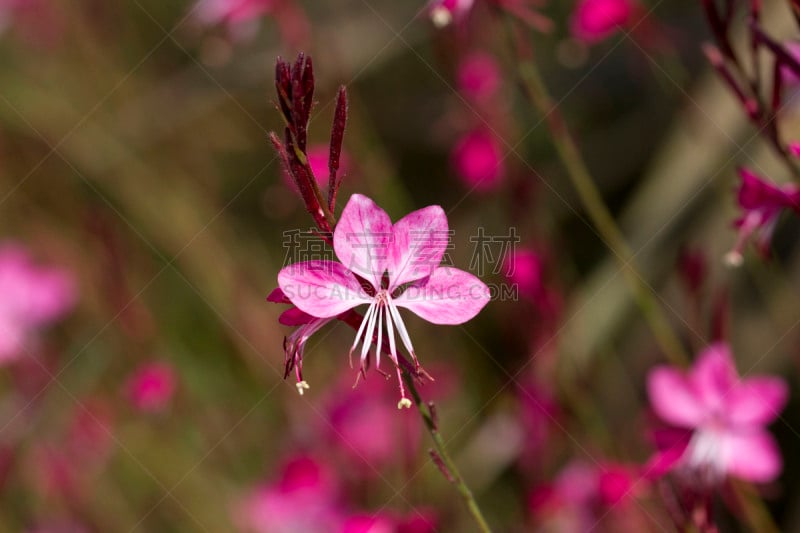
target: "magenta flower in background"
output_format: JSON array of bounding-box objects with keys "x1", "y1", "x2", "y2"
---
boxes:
[
  {"x1": 234, "y1": 455, "x2": 344, "y2": 533},
  {"x1": 278, "y1": 194, "x2": 490, "y2": 407},
  {"x1": 451, "y1": 128, "x2": 505, "y2": 191},
  {"x1": 193, "y1": 0, "x2": 274, "y2": 33},
  {"x1": 281, "y1": 144, "x2": 351, "y2": 194},
  {"x1": 125, "y1": 361, "x2": 177, "y2": 413},
  {"x1": 0, "y1": 244, "x2": 76, "y2": 363},
  {"x1": 570, "y1": 0, "x2": 633, "y2": 44},
  {"x1": 529, "y1": 460, "x2": 642, "y2": 532},
  {"x1": 647, "y1": 343, "x2": 787, "y2": 484},
  {"x1": 725, "y1": 168, "x2": 800, "y2": 266},
  {"x1": 342, "y1": 510, "x2": 438, "y2": 533},
  {"x1": 457, "y1": 52, "x2": 502, "y2": 104}
]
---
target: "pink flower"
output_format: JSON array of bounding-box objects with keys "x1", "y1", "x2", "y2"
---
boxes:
[
  {"x1": 451, "y1": 128, "x2": 505, "y2": 191},
  {"x1": 193, "y1": 0, "x2": 274, "y2": 29},
  {"x1": 0, "y1": 244, "x2": 76, "y2": 362},
  {"x1": 125, "y1": 361, "x2": 177, "y2": 413},
  {"x1": 647, "y1": 343, "x2": 788, "y2": 484},
  {"x1": 234, "y1": 455, "x2": 344, "y2": 533},
  {"x1": 326, "y1": 373, "x2": 421, "y2": 470},
  {"x1": 570, "y1": 0, "x2": 634, "y2": 44},
  {"x1": 725, "y1": 168, "x2": 800, "y2": 266},
  {"x1": 530, "y1": 460, "x2": 641, "y2": 531},
  {"x1": 428, "y1": 0, "x2": 475, "y2": 28},
  {"x1": 457, "y1": 52, "x2": 502, "y2": 103},
  {"x1": 278, "y1": 194, "x2": 490, "y2": 407},
  {"x1": 342, "y1": 510, "x2": 438, "y2": 533}
]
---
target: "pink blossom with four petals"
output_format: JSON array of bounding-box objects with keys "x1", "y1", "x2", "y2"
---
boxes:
[
  {"x1": 277, "y1": 194, "x2": 490, "y2": 407},
  {"x1": 646, "y1": 343, "x2": 787, "y2": 484},
  {"x1": 725, "y1": 168, "x2": 800, "y2": 266}
]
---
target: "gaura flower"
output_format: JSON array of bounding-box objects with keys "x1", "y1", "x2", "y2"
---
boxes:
[
  {"x1": 646, "y1": 343, "x2": 787, "y2": 484},
  {"x1": 725, "y1": 168, "x2": 800, "y2": 267},
  {"x1": 570, "y1": 0, "x2": 633, "y2": 44},
  {"x1": 451, "y1": 128, "x2": 505, "y2": 191},
  {"x1": 278, "y1": 194, "x2": 490, "y2": 408},
  {"x1": 457, "y1": 52, "x2": 502, "y2": 104}
]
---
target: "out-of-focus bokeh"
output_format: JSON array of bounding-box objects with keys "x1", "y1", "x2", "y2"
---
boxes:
[{"x1": 3, "y1": 0, "x2": 800, "y2": 531}]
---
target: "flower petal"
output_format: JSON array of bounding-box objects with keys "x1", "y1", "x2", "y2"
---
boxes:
[
  {"x1": 278, "y1": 260, "x2": 370, "y2": 318},
  {"x1": 388, "y1": 205, "x2": 449, "y2": 289},
  {"x1": 333, "y1": 194, "x2": 392, "y2": 289},
  {"x1": 393, "y1": 267, "x2": 489, "y2": 325},
  {"x1": 722, "y1": 430, "x2": 783, "y2": 483},
  {"x1": 690, "y1": 343, "x2": 739, "y2": 411},
  {"x1": 279, "y1": 308, "x2": 317, "y2": 326},
  {"x1": 728, "y1": 377, "x2": 788, "y2": 426},
  {"x1": 646, "y1": 367, "x2": 705, "y2": 428}
]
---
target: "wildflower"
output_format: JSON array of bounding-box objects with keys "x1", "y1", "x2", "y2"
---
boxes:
[
  {"x1": 428, "y1": 0, "x2": 475, "y2": 28},
  {"x1": 457, "y1": 52, "x2": 502, "y2": 104},
  {"x1": 125, "y1": 361, "x2": 178, "y2": 413},
  {"x1": 724, "y1": 168, "x2": 800, "y2": 266},
  {"x1": 570, "y1": 0, "x2": 633, "y2": 44},
  {"x1": 451, "y1": 128, "x2": 505, "y2": 191},
  {"x1": 0, "y1": 244, "x2": 76, "y2": 363},
  {"x1": 529, "y1": 460, "x2": 644, "y2": 531},
  {"x1": 647, "y1": 343, "x2": 787, "y2": 484},
  {"x1": 233, "y1": 455, "x2": 344, "y2": 533},
  {"x1": 192, "y1": 0, "x2": 275, "y2": 36},
  {"x1": 278, "y1": 194, "x2": 490, "y2": 407}
]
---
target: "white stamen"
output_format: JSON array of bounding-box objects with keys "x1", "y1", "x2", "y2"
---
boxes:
[
  {"x1": 384, "y1": 296, "x2": 398, "y2": 365},
  {"x1": 296, "y1": 380, "x2": 310, "y2": 395},
  {"x1": 397, "y1": 398, "x2": 412, "y2": 409},
  {"x1": 361, "y1": 297, "x2": 379, "y2": 365},
  {"x1": 375, "y1": 305, "x2": 384, "y2": 370},
  {"x1": 388, "y1": 299, "x2": 416, "y2": 358},
  {"x1": 350, "y1": 301, "x2": 376, "y2": 361}
]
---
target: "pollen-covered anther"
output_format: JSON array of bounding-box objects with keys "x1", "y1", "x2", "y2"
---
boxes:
[
  {"x1": 397, "y1": 398, "x2": 412, "y2": 409},
  {"x1": 296, "y1": 380, "x2": 310, "y2": 395}
]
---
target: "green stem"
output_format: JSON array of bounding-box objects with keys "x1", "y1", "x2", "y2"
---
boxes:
[
  {"x1": 404, "y1": 373, "x2": 494, "y2": 533},
  {"x1": 509, "y1": 29, "x2": 688, "y2": 367}
]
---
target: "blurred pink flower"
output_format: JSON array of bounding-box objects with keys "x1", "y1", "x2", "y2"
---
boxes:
[
  {"x1": 570, "y1": 0, "x2": 633, "y2": 44},
  {"x1": 326, "y1": 374, "x2": 421, "y2": 470},
  {"x1": 530, "y1": 460, "x2": 641, "y2": 532},
  {"x1": 342, "y1": 510, "x2": 438, "y2": 533},
  {"x1": 234, "y1": 455, "x2": 344, "y2": 533},
  {"x1": 125, "y1": 361, "x2": 177, "y2": 413},
  {"x1": 451, "y1": 128, "x2": 505, "y2": 191},
  {"x1": 0, "y1": 244, "x2": 76, "y2": 363},
  {"x1": 428, "y1": 0, "x2": 475, "y2": 28},
  {"x1": 193, "y1": 0, "x2": 274, "y2": 30},
  {"x1": 725, "y1": 168, "x2": 800, "y2": 266},
  {"x1": 278, "y1": 194, "x2": 490, "y2": 406},
  {"x1": 647, "y1": 343, "x2": 787, "y2": 484},
  {"x1": 457, "y1": 52, "x2": 502, "y2": 103},
  {"x1": 191, "y1": 0, "x2": 309, "y2": 46}
]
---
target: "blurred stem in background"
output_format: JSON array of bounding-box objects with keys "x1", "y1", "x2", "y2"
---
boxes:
[
  {"x1": 503, "y1": 18, "x2": 688, "y2": 368},
  {"x1": 503, "y1": 16, "x2": 782, "y2": 533}
]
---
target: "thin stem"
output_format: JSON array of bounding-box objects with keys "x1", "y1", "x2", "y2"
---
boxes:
[
  {"x1": 403, "y1": 372, "x2": 494, "y2": 533},
  {"x1": 506, "y1": 22, "x2": 688, "y2": 367}
]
